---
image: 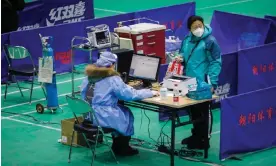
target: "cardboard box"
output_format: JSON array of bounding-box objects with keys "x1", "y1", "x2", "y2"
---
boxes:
[
  {"x1": 61, "y1": 117, "x2": 85, "y2": 147},
  {"x1": 61, "y1": 117, "x2": 103, "y2": 147}
]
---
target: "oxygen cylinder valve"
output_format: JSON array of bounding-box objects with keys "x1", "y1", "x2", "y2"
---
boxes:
[{"x1": 39, "y1": 34, "x2": 53, "y2": 48}]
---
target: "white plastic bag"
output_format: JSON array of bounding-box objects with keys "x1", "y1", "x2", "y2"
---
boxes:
[{"x1": 165, "y1": 60, "x2": 184, "y2": 78}]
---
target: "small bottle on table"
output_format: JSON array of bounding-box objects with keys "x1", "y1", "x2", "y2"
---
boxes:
[{"x1": 173, "y1": 84, "x2": 180, "y2": 104}]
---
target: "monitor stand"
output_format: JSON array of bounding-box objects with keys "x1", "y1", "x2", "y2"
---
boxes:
[
  {"x1": 142, "y1": 80, "x2": 152, "y2": 88},
  {"x1": 121, "y1": 72, "x2": 128, "y2": 83}
]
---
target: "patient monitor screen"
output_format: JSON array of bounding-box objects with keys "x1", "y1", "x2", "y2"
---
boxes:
[
  {"x1": 129, "y1": 54, "x2": 160, "y2": 81},
  {"x1": 96, "y1": 31, "x2": 105, "y2": 41}
]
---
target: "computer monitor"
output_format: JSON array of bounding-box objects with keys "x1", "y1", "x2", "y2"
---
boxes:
[
  {"x1": 129, "y1": 54, "x2": 161, "y2": 88},
  {"x1": 119, "y1": 37, "x2": 134, "y2": 50},
  {"x1": 112, "y1": 37, "x2": 134, "y2": 50},
  {"x1": 112, "y1": 49, "x2": 134, "y2": 82},
  {"x1": 97, "y1": 49, "x2": 134, "y2": 83}
]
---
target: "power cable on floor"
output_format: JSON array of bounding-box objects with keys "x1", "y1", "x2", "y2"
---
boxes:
[{"x1": 1, "y1": 111, "x2": 60, "y2": 125}]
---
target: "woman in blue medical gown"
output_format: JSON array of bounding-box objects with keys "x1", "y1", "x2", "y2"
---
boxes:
[{"x1": 80, "y1": 52, "x2": 159, "y2": 156}]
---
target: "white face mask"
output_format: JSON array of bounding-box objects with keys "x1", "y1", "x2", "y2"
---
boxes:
[{"x1": 192, "y1": 28, "x2": 204, "y2": 37}]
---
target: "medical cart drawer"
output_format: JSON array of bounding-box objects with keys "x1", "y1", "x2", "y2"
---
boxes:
[
  {"x1": 136, "y1": 41, "x2": 165, "y2": 63},
  {"x1": 114, "y1": 23, "x2": 166, "y2": 63},
  {"x1": 132, "y1": 30, "x2": 165, "y2": 42}
]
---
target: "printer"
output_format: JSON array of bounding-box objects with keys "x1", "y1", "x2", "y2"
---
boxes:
[{"x1": 162, "y1": 75, "x2": 197, "y2": 96}]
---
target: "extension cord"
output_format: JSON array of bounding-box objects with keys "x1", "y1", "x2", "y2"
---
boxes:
[
  {"x1": 179, "y1": 148, "x2": 203, "y2": 157},
  {"x1": 157, "y1": 145, "x2": 178, "y2": 156}
]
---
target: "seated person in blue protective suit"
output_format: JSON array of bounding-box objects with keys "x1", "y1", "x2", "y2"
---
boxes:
[
  {"x1": 80, "y1": 51, "x2": 159, "y2": 156},
  {"x1": 176, "y1": 15, "x2": 222, "y2": 149}
]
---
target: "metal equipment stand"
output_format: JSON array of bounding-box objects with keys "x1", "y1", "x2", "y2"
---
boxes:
[{"x1": 70, "y1": 33, "x2": 120, "y2": 97}]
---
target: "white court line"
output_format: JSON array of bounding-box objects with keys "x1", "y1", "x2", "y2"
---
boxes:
[
  {"x1": 2, "y1": 108, "x2": 221, "y2": 137},
  {"x1": 133, "y1": 145, "x2": 221, "y2": 166},
  {"x1": 4, "y1": 115, "x2": 221, "y2": 139},
  {"x1": 175, "y1": 130, "x2": 220, "y2": 144},
  {"x1": 4, "y1": 116, "x2": 219, "y2": 165},
  {"x1": 4, "y1": 112, "x2": 221, "y2": 165},
  {"x1": 94, "y1": 8, "x2": 126, "y2": 14},
  {"x1": 197, "y1": 0, "x2": 254, "y2": 10},
  {"x1": 1, "y1": 103, "x2": 68, "y2": 119},
  {"x1": 95, "y1": 0, "x2": 254, "y2": 14},
  {"x1": 1, "y1": 92, "x2": 72, "y2": 110},
  {"x1": 2, "y1": 103, "x2": 221, "y2": 136},
  {"x1": 211, "y1": 130, "x2": 220, "y2": 134},
  {"x1": 4, "y1": 117, "x2": 61, "y2": 131},
  {"x1": 133, "y1": 145, "x2": 216, "y2": 166},
  {"x1": 1, "y1": 76, "x2": 85, "y2": 96},
  {"x1": 1, "y1": 110, "x2": 38, "y2": 119},
  {"x1": 0, "y1": 72, "x2": 71, "y2": 87},
  {"x1": 249, "y1": 154, "x2": 276, "y2": 164}
]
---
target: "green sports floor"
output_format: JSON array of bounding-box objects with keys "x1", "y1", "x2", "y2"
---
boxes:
[{"x1": 2, "y1": 0, "x2": 276, "y2": 165}]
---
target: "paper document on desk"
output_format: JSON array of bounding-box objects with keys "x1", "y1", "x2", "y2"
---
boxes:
[{"x1": 38, "y1": 57, "x2": 53, "y2": 83}]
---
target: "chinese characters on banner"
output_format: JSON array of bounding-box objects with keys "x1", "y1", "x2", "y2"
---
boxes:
[
  {"x1": 164, "y1": 20, "x2": 183, "y2": 30},
  {"x1": 2, "y1": 2, "x2": 195, "y2": 84},
  {"x1": 214, "y1": 52, "x2": 238, "y2": 104},
  {"x1": 238, "y1": 43, "x2": 276, "y2": 94},
  {"x1": 239, "y1": 107, "x2": 275, "y2": 126},
  {"x1": 55, "y1": 50, "x2": 72, "y2": 64},
  {"x1": 211, "y1": 11, "x2": 271, "y2": 54},
  {"x1": 238, "y1": 32, "x2": 262, "y2": 49},
  {"x1": 252, "y1": 62, "x2": 275, "y2": 75},
  {"x1": 18, "y1": 23, "x2": 40, "y2": 31},
  {"x1": 17, "y1": 0, "x2": 94, "y2": 31},
  {"x1": 214, "y1": 83, "x2": 231, "y2": 102},
  {"x1": 134, "y1": 2, "x2": 195, "y2": 38},
  {"x1": 46, "y1": 1, "x2": 87, "y2": 26},
  {"x1": 220, "y1": 85, "x2": 276, "y2": 160}
]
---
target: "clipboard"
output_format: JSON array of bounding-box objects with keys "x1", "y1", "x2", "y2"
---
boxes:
[{"x1": 38, "y1": 56, "x2": 53, "y2": 83}]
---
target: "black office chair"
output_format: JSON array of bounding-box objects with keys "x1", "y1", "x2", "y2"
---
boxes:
[
  {"x1": 3, "y1": 44, "x2": 46, "y2": 103},
  {"x1": 66, "y1": 95, "x2": 118, "y2": 165}
]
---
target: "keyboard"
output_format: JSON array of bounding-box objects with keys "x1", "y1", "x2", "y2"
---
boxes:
[
  {"x1": 132, "y1": 84, "x2": 153, "y2": 90},
  {"x1": 132, "y1": 84, "x2": 144, "y2": 90}
]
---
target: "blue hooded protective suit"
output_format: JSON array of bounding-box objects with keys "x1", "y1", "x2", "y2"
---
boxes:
[
  {"x1": 80, "y1": 52, "x2": 153, "y2": 136},
  {"x1": 179, "y1": 25, "x2": 222, "y2": 87}
]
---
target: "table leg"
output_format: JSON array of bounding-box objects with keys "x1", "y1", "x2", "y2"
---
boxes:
[
  {"x1": 203, "y1": 102, "x2": 210, "y2": 159},
  {"x1": 170, "y1": 111, "x2": 176, "y2": 166}
]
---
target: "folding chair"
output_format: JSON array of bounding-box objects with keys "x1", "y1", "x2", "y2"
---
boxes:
[
  {"x1": 3, "y1": 44, "x2": 46, "y2": 103},
  {"x1": 66, "y1": 95, "x2": 118, "y2": 165}
]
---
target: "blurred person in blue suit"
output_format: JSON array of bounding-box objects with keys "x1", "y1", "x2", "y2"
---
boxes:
[{"x1": 80, "y1": 51, "x2": 159, "y2": 156}]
